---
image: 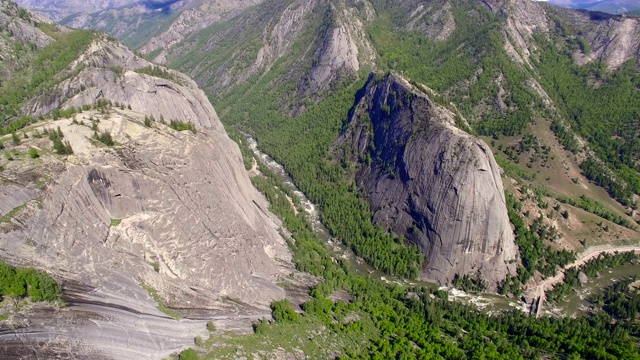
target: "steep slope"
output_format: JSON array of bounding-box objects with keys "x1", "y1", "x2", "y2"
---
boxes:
[
  {"x1": 0, "y1": 0, "x2": 54, "y2": 81},
  {"x1": 139, "y1": 0, "x2": 262, "y2": 63},
  {"x1": 60, "y1": 0, "x2": 200, "y2": 50},
  {"x1": 164, "y1": 0, "x2": 528, "y2": 287},
  {"x1": 0, "y1": 1, "x2": 292, "y2": 357},
  {"x1": 540, "y1": 3, "x2": 640, "y2": 69},
  {"x1": 168, "y1": 0, "x2": 377, "y2": 106},
  {"x1": 336, "y1": 73, "x2": 518, "y2": 287}
]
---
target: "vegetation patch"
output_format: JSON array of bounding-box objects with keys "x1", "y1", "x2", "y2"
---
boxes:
[
  {"x1": 140, "y1": 283, "x2": 181, "y2": 319},
  {"x1": 134, "y1": 65, "x2": 178, "y2": 82},
  {"x1": 0, "y1": 260, "x2": 61, "y2": 302},
  {"x1": 47, "y1": 127, "x2": 73, "y2": 155},
  {"x1": 556, "y1": 194, "x2": 637, "y2": 230},
  {"x1": 0, "y1": 29, "x2": 96, "y2": 124},
  {"x1": 225, "y1": 135, "x2": 639, "y2": 359},
  {"x1": 94, "y1": 131, "x2": 115, "y2": 146},
  {"x1": 0, "y1": 203, "x2": 28, "y2": 223},
  {"x1": 168, "y1": 120, "x2": 197, "y2": 134}
]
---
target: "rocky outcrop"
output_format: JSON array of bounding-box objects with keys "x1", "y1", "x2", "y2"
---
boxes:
[
  {"x1": 501, "y1": 0, "x2": 640, "y2": 70},
  {"x1": 406, "y1": 0, "x2": 456, "y2": 41},
  {"x1": 307, "y1": 0, "x2": 377, "y2": 94},
  {"x1": 0, "y1": 107, "x2": 292, "y2": 357},
  {"x1": 166, "y1": 0, "x2": 376, "y2": 104},
  {"x1": 0, "y1": 6, "x2": 292, "y2": 357},
  {"x1": 24, "y1": 35, "x2": 224, "y2": 131},
  {"x1": 545, "y1": 6, "x2": 640, "y2": 69},
  {"x1": 335, "y1": 73, "x2": 517, "y2": 288},
  {"x1": 246, "y1": 0, "x2": 315, "y2": 80}
]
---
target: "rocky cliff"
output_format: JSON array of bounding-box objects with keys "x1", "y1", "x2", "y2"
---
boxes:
[
  {"x1": 25, "y1": 34, "x2": 225, "y2": 130},
  {"x1": 0, "y1": 2, "x2": 292, "y2": 357},
  {"x1": 0, "y1": 0, "x2": 56, "y2": 80},
  {"x1": 336, "y1": 73, "x2": 518, "y2": 287}
]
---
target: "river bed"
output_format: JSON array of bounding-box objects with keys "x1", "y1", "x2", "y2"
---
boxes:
[{"x1": 551, "y1": 262, "x2": 640, "y2": 317}]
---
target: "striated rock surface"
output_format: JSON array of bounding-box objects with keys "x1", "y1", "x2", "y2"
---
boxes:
[
  {"x1": 336, "y1": 73, "x2": 517, "y2": 287},
  {"x1": 0, "y1": 111, "x2": 291, "y2": 358},
  {"x1": 0, "y1": 8, "x2": 292, "y2": 357}
]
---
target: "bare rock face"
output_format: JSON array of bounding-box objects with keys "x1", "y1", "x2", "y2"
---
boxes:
[
  {"x1": 0, "y1": 111, "x2": 292, "y2": 358},
  {"x1": 554, "y1": 9, "x2": 640, "y2": 69},
  {"x1": 504, "y1": 0, "x2": 640, "y2": 70},
  {"x1": 246, "y1": 0, "x2": 316, "y2": 80},
  {"x1": 406, "y1": 0, "x2": 456, "y2": 41},
  {"x1": 25, "y1": 35, "x2": 224, "y2": 131},
  {"x1": 2, "y1": 112, "x2": 291, "y2": 307},
  {"x1": 0, "y1": 21, "x2": 292, "y2": 358},
  {"x1": 336, "y1": 73, "x2": 517, "y2": 288},
  {"x1": 0, "y1": 0, "x2": 55, "y2": 77},
  {"x1": 306, "y1": 1, "x2": 377, "y2": 93}
]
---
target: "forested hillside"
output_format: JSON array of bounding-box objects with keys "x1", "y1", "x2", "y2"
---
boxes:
[{"x1": 168, "y1": 0, "x2": 640, "y2": 290}]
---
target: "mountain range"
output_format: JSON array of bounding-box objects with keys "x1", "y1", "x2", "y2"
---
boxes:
[
  {"x1": 543, "y1": 0, "x2": 640, "y2": 14},
  {"x1": 2, "y1": 0, "x2": 640, "y2": 358}
]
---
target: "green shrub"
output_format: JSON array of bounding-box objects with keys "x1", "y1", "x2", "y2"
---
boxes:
[
  {"x1": 270, "y1": 299, "x2": 299, "y2": 323},
  {"x1": 0, "y1": 260, "x2": 60, "y2": 301},
  {"x1": 169, "y1": 120, "x2": 196, "y2": 134},
  {"x1": 95, "y1": 131, "x2": 114, "y2": 146},
  {"x1": 178, "y1": 348, "x2": 199, "y2": 360},
  {"x1": 49, "y1": 129, "x2": 73, "y2": 155},
  {"x1": 206, "y1": 321, "x2": 216, "y2": 331},
  {"x1": 28, "y1": 147, "x2": 39, "y2": 159},
  {"x1": 252, "y1": 319, "x2": 269, "y2": 334},
  {"x1": 134, "y1": 65, "x2": 177, "y2": 82}
]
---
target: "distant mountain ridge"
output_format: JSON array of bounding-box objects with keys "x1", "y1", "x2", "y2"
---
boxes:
[
  {"x1": 544, "y1": 0, "x2": 640, "y2": 15},
  {"x1": 13, "y1": 0, "x2": 138, "y2": 20}
]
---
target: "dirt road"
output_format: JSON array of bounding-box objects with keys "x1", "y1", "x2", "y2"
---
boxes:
[{"x1": 528, "y1": 244, "x2": 640, "y2": 316}]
